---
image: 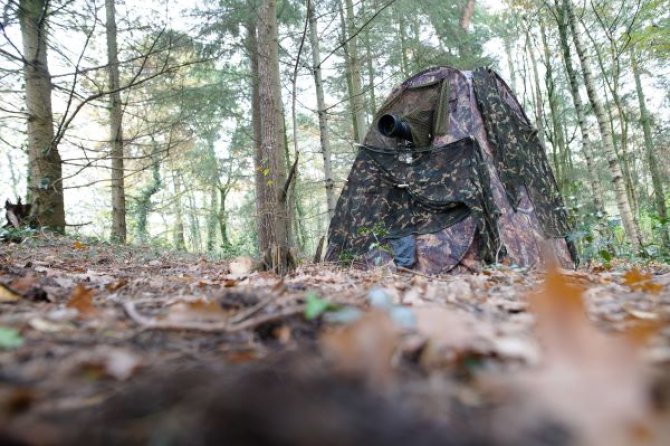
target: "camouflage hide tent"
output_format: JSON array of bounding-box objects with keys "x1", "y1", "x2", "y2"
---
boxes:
[{"x1": 325, "y1": 66, "x2": 578, "y2": 273}]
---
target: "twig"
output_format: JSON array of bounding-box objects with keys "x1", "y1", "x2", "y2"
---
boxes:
[
  {"x1": 123, "y1": 301, "x2": 306, "y2": 333},
  {"x1": 229, "y1": 294, "x2": 277, "y2": 324},
  {"x1": 396, "y1": 266, "x2": 432, "y2": 278}
]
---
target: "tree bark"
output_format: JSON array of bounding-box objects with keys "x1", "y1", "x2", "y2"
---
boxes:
[
  {"x1": 343, "y1": 0, "x2": 366, "y2": 143},
  {"x1": 172, "y1": 169, "x2": 185, "y2": 250},
  {"x1": 308, "y1": 2, "x2": 337, "y2": 220},
  {"x1": 206, "y1": 184, "x2": 218, "y2": 252},
  {"x1": 105, "y1": 0, "x2": 127, "y2": 243},
  {"x1": 459, "y1": 0, "x2": 476, "y2": 29},
  {"x1": 526, "y1": 31, "x2": 545, "y2": 146},
  {"x1": 257, "y1": 0, "x2": 293, "y2": 274},
  {"x1": 244, "y1": 15, "x2": 270, "y2": 254},
  {"x1": 539, "y1": 17, "x2": 568, "y2": 193},
  {"x1": 218, "y1": 186, "x2": 230, "y2": 248},
  {"x1": 554, "y1": 0, "x2": 605, "y2": 215},
  {"x1": 19, "y1": 0, "x2": 65, "y2": 231},
  {"x1": 360, "y1": 0, "x2": 377, "y2": 116},
  {"x1": 134, "y1": 142, "x2": 162, "y2": 245},
  {"x1": 458, "y1": 0, "x2": 476, "y2": 57},
  {"x1": 632, "y1": 50, "x2": 669, "y2": 249},
  {"x1": 565, "y1": 0, "x2": 642, "y2": 249}
]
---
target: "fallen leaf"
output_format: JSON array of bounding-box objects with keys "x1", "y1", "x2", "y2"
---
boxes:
[
  {"x1": 66, "y1": 284, "x2": 96, "y2": 315},
  {"x1": 163, "y1": 299, "x2": 228, "y2": 324},
  {"x1": 0, "y1": 327, "x2": 24, "y2": 349},
  {"x1": 103, "y1": 349, "x2": 142, "y2": 380},
  {"x1": 623, "y1": 268, "x2": 663, "y2": 294},
  {"x1": 223, "y1": 279, "x2": 238, "y2": 287},
  {"x1": 105, "y1": 278, "x2": 128, "y2": 292},
  {"x1": 229, "y1": 256, "x2": 255, "y2": 275},
  {"x1": 321, "y1": 311, "x2": 398, "y2": 388},
  {"x1": 73, "y1": 240, "x2": 85, "y2": 250},
  {"x1": 510, "y1": 267, "x2": 658, "y2": 446},
  {"x1": 0, "y1": 283, "x2": 22, "y2": 302}
]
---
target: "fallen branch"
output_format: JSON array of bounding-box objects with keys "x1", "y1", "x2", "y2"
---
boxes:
[{"x1": 123, "y1": 301, "x2": 306, "y2": 333}]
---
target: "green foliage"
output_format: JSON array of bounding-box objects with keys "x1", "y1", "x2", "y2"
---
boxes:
[
  {"x1": 0, "y1": 327, "x2": 24, "y2": 350},
  {"x1": 304, "y1": 291, "x2": 339, "y2": 320}
]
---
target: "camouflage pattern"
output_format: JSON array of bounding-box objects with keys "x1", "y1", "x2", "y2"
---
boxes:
[
  {"x1": 325, "y1": 137, "x2": 500, "y2": 264},
  {"x1": 325, "y1": 66, "x2": 577, "y2": 271},
  {"x1": 471, "y1": 68, "x2": 578, "y2": 263}
]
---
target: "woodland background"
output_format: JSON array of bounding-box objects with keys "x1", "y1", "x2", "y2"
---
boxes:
[{"x1": 1, "y1": 0, "x2": 669, "y2": 266}]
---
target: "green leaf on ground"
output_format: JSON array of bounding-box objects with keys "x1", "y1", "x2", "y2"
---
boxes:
[{"x1": 0, "y1": 327, "x2": 24, "y2": 349}]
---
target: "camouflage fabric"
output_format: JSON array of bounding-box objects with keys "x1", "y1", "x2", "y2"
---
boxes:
[
  {"x1": 471, "y1": 68, "x2": 577, "y2": 262},
  {"x1": 325, "y1": 137, "x2": 501, "y2": 263},
  {"x1": 326, "y1": 66, "x2": 577, "y2": 270}
]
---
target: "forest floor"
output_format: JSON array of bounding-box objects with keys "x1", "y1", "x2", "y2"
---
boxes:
[{"x1": 0, "y1": 234, "x2": 669, "y2": 445}]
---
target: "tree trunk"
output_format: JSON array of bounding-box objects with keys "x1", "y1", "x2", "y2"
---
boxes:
[
  {"x1": 459, "y1": 0, "x2": 476, "y2": 29},
  {"x1": 565, "y1": 0, "x2": 642, "y2": 249},
  {"x1": 581, "y1": 23, "x2": 638, "y2": 218},
  {"x1": 503, "y1": 36, "x2": 518, "y2": 94},
  {"x1": 206, "y1": 184, "x2": 218, "y2": 252},
  {"x1": 105, "y1": 0, "x2": 126, "y2": 243},
  {"x1": 172, "y1": 169, "x2": 185, "y2": 251},
  {"x1": 218, "y1": 186, "x2": 230, "y2": 248},
  {"x1": 19, "y1": 0, "x2": 65, "y2": 231},
  {"x1": 539, "y1": 18, "x2": 568, "y2": 193},
  {"x1": 554, "y1": 0, "x2": 605, "y2": 215},
  {"x1": 632, "y1": 50, "x2": 669, "y2": 249},
  {"x1": 343, "y1": 0, "x2": 366, "y2": 143},
  {"x1": 134, "y1": 142, "x2": 162, "y2": 245},
  {"x1": 458, "y1": 0, "x2": 476, "y2": 57},
  {"x1": 244, "y1": 15, "x2": 270, "y2": 254},
  {"x1": 526, "y1": 31, "x2": 545, "y2": 146},
  {"x1": 360, "y1": 0, "x2": 377, "y2": 116},
  {"x1": 257, "y1": 0, "x2": 294, "y2": 274},
  {"x1": 395, "y1": 8, "x2": 409, "y2": 77},
  {"x1": 308, "y1": 2, "x2": 337, "y2": 220}
]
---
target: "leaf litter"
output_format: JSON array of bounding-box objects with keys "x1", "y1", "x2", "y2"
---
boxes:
[{"x1": 0, "y1": 235, "x2": 668, "y2": 445}]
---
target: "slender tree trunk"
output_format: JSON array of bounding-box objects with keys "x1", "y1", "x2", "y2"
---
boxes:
[
  {"x1": 632, "y1": 50, "x2": 669, "y2": 249},
  {"x1": 172, "y1": 169, "x2": 185, "y2": 250},
  {"x1": 458, "y1": 0, "x2": 476, "y2": 57},
  {"x1": 244, "y1": 15, "x2": 270, "y2": 254},
  {"x1": 554, "y1": 0, "x2": 604, "y2": 215},
  {"x1": 581, "y1": 23, "x2": 639, "y2": 218},
  {"x1": 218, "y1": 186, "x2": 230, "y2": 248},
  {"x1": 360, "y1": 0, "x2": 377, "y2": 116},
  {"x1": 308, "y1": 2, "x2": 337, "y2": 220},
  {"x1": 134, "y1": 143, "x2": 162, "y2": 244},
  {"x1": 19, "y1": 0, "x2": 65, "y2": 231},
  {"x1": 459, "y1": 0, "x2": 476, "y2": 29},
  {"x1": 257, "y1": 0, "x2": 293, "y2": 274},
  {"x1": 565, "y1": 0, "x2": 642, "y2": 249},
  {"x1": 540, "y1": 18, "x2": 568, "y2": 193},
  {"x1": 503, "y1": 36, "x2": 518, "y2": 93},
  {"x1": 343, "y1": 0, "x2": 366, "y2": 143},
  {"x1": 526, "y1": 30, "x2": 545, "y2": 146},
  {"x1": 206, "y1": 185, "x2": 218, "y2": 252},
  {"x1": 186, "y1": 185, "x2": 201, "y2": 252},
  {"x1": 105, "y1": 0, "x2": 126, "y2": 243},
  {"x1": 396, "y1": 9, "x2": 409, "y2": 77}
]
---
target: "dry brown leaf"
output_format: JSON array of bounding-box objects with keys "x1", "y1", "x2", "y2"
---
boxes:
[
  {"x1": 73, "y1": 241, "x2": 84, "y2": 250},
  {"x1": 623, "y1": 268, "x2": 663, "y2": 294},
  {"x1": 320, "y1": 311, "x2": 398, "y2": 388},
  {"x1": 229, "y1": 256, "x2": 255, "y2": 276},
  {"x1": 9, "y1": 275, "x2": 39, "y2": 294},
  {"x1": 105, "y1": 278, "x2": 128, "y2": 292},
  {"x1": 0, "y1": 283, "x2": 22, "y2": 302},
  {"x1": 511, "y1": 267, "x2": 660, "y2": 446},
  {"x1": 163, "y1": 299, "x2": 228, "y2": 324},
  {"x1": 66, "y1": 284, "x2": 96, "y2": 315}
]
